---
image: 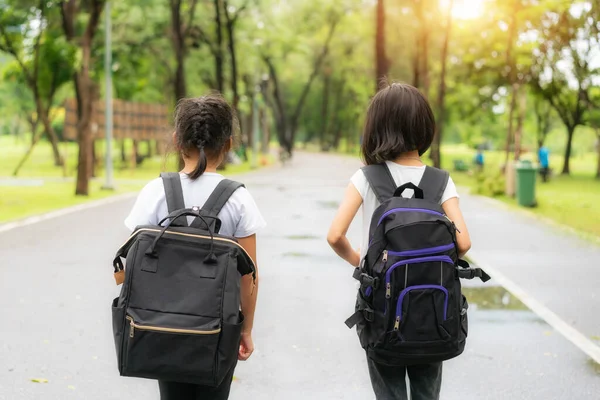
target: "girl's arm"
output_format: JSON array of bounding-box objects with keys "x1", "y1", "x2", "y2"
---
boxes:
[
  {"x1": 441, "y1": 197, "x2": 472, "y2": 257},
  {"x1": 237, "y1": 234, "x2": 258, "y2": 361},
  {"x1": 327, "y1": 183, "x2": 363, "y2": 267}
]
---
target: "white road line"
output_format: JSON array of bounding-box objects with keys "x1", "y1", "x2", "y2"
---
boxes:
[
  {"x1": 469, "y1": 250, "x2": 600, "y2": 364},
  {"x1": 0, "y1": 193, "x2": 136, "y2": 234}
]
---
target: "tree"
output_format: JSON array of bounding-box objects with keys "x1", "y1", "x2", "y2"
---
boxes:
[
  {"x1": 533, "y1": 95, "x2": 554, "y2": 149},
  {"x1": 169, "y1": 0, "x2": 199, "y2": 101},
  {"x1": 0, "y1": 1, "x2": 70, "y2": 169},
  {"x1": 61, "y1": 0, "x2": 105, "y2": 195},
  {"x1": 531, "y1": 5, "x2": 598, "y2": 174},
  {"x1": 223, "y1": 0, "x2": 250, "y2": 112},
  {"x1": 258, "y1": 1, "x2": 342, "y2": 155},
  {"x1": 431, "y1": 0, "x2": 454, "y2": 168},
  {"x1": 375, "y1": 0, "x2": 389, "y2": 90},
  {"x1": 262, "y1": 16, "x2": 339, "y2": 154}
]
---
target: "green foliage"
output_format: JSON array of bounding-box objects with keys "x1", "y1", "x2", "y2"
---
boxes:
[{"x1": 473, "y1": 168, "x2": 506, "y2": 197}]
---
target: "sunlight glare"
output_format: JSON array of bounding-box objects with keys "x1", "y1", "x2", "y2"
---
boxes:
[{"x1": 439, "y1": 0, "x2": 485, "y2": 20}]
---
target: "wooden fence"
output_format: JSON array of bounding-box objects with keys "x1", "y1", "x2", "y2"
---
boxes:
[{"x1": 64, "y1": 99, "x2": 169, "y2": 140}]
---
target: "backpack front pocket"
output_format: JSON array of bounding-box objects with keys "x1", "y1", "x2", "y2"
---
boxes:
[
  {"x1": 123, "y1": 310, "x2": 220, "y2": 385},
  {"x1": 394, "y1": 285, "x2": 450, "y2": 343}
]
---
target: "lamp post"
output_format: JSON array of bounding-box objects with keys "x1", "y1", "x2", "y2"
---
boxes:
[{"x1": 102, "y1": 0, "x2": 115, "y2": 190}]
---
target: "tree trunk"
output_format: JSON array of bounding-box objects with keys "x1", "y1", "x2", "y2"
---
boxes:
[
  {"x1": 170, "y1": 1, "x2": 187, "y2": 100},
  {"x1": 432, "y1": 0, "x2": 453, "y2": 168},
  {"x1": 420, "y1": 29, "x2": 430, "y2": 98},
  {"x1": 132, "y1": 139, "x2": 139, "y2": 169},
  {"x1": 34, "y1": 96, "x2": 64, "y2": 167},
  {"x1": 513, "y1": 90, "x2": 526, "y2": 161},
  {"x1": 213, "y1": 0, "x2": 225, "y2": 93},
  {"x1": 562, "y1": 125, "x2": 575, "y2": 175},
  {"x1": 375, "y1": 0, "x2": 388, "y2": 90},
  {"x1": 503, "y1": 1, "x2": 519, "y2": 169},
  {"x1": 261, "y1": 107, "x2": 270, "y2": 154},
  {"x1": 174, "y1": 54, "x2": 186, "y2": 100},
  {"x1": 121, "y1": 139, "x2": 127, "y2": 162},
  {"x1": 91, "y1": 139, "x2": 97, "y2": 178},
  {"x1": 75, "y1": 75, "x2": 94, "y2": 195},
  {"x1": 319, "y1": 72, "x2": 331, "y2": 149},
  {"x1": 504, "y1": 83, "x2": 518, "y2": 168},
  {"x1": 13, "y1": 127, "x2": 44, "y2": 176},
  {"x1": 224, "y1": 5, "x2": 239, "y2": 110},
  {"x1": 61, "y1": 0, "x2": 104, "y2": 196}
]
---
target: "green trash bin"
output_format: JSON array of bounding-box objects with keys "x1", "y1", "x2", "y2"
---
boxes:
[{"x1": 516, "y1": 160, "x2": 538, "y2": 207}]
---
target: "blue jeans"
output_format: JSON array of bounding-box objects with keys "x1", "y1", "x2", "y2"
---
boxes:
[{"x1": 367, "y1": 357, "x2": 443, "y2": 400}]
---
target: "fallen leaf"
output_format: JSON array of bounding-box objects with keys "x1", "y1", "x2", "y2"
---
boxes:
[
  {"x1": 67, "y1": 385, "x2": 76, "y2": 390},
  {"x1": 31, "y1": 378, "x2": 48, "y2": 383},
  {"x1": 543, "y1": 331, "x2": 552, "y2": 336}
]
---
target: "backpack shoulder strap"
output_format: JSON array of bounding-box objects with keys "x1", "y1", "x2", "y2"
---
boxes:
[
  {"x1": 361, "y1": 163, "x2": 397, "y2": 203},
  {"x1": 201, "y1": 179, "x2": 245, "y2": 217},
  {"x1": 419, "y1": 166, "x2": 449, "y2": 203},
  {"x1": 190, "y1": 179, "x2": 244, "y2": 230},
  {"x1": 160, "y1": 172, "x2": 188, "y2": 227}
]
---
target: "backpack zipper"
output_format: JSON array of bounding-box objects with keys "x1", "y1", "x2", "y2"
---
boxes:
[
  {"x1": 393, "y1": 285, "x2": 449, "y2": 331},
  {"x1": 126, "y1": 316, "x2": 221, "y2": 339},
  {"x1": 377, "y1": 208, "x2": 445, "y2": 226}
]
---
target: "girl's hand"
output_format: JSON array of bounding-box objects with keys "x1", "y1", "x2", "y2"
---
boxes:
[{"x1": 238, "y1": 332, "x2": 254, "y2": 361}]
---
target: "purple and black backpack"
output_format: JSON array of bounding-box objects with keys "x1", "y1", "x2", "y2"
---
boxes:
[{"x1": 345, "y1": 164, "x2": 490, "y2": 365}]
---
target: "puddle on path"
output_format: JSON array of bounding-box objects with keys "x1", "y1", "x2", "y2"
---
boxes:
[
  {"x1": 285, "y1": 234, "x2": 320, "y2": 240},
  {"x1": 282, "y1": 252, "x2": 311, "y2": 258},
  {"x1": 317, "y1": 201, "x2": 339, "y2": 209},
  {"x1": 462, "y1": 286, "x2": 528, "y2": 311}
]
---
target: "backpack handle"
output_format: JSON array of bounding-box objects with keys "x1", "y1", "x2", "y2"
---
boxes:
[
  {"x1": 393, "y1": 182, "x2": 424, "y2": 199},
  {"x1": 148, "y1": 210, "x2": 218, "y2": 264}
]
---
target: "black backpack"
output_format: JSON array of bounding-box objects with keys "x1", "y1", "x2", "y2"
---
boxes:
[
  {"x1": 111, "y1": 173, "x2": 255, "y2": 386},
  {"x1": 345, "y1": 164, "x2": 490, "y2": 366}
]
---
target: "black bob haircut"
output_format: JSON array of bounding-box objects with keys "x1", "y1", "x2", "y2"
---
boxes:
[{"x1": 361, "y1": 83, "x2": 435, "y2": 165}]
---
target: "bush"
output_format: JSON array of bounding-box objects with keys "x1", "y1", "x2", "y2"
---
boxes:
[{"x1": 473, "y1": 168, "x2": 505, "y2": 197}]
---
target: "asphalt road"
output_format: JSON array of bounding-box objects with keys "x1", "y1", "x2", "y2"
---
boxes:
[{"x1": 1, "y1": 152, "x2": 598, "y2": 400}]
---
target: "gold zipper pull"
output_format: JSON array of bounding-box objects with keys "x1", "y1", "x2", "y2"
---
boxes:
[
  {"x1": 382, "y1": 250, "x2": 388, "y2": 263},
  {"x1": 393, "y1": 316, "x2": 400, "y2": 331},
  {"x1": 129, "y1": 319, "x2": 135, "y2": 338},
  {"x1": 385, "y1": 282, "x2": 391, "y2": 298}
]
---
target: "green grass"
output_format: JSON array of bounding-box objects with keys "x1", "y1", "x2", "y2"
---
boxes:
[
  {"x1": 0, "y1": 181, "x2": 142, "y2": 223},
  {"x1": 0, "y1": 136, "x2": 263, "y2": 223},
  {"x1": 441, "y1": 144, "x2": 600, "y2": 238}
]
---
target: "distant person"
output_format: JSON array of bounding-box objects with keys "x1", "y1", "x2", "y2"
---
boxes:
[
  {"x1": 538, "y1": 146, "x2": 550, "y2": 182},
  {"x1": 327, "y1": 83, "x2": 474, "y2": 400},
  {"x1": 474, "y1": 147, "x2": 484, "y2": 172},
  {"x1": 123, "y1": 94, "x2": 265, "y2": 400}
]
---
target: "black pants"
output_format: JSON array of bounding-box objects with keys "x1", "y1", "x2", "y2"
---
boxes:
[
  {"x1": 367, "y1": 357, "x2": 443, "y2": 400},
  {"x1": 540, "y1": 167, "x2": 550, "y2": 182},
  {"x1": 158, "y1": 362, "x2": 237, "y2": 400}
]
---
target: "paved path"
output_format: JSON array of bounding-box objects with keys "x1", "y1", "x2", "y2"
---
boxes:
[{"x1": 0, "y1": 152, "x2": 599, "y2": 399}]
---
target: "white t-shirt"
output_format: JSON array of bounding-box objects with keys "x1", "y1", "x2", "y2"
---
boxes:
[
  {"x1": 124, "y1": 172, "x2": 266, "y2": 238},
  {"x1": 350, "y1": 161, "x2": 459, "y2": 259}
]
